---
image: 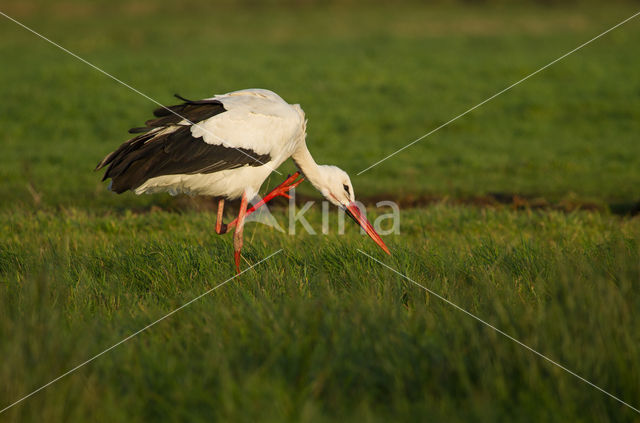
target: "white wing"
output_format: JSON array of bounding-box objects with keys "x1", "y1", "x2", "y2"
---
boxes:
[{"x1": 190, "y1": 89, "x2": 304, "y2": 158}]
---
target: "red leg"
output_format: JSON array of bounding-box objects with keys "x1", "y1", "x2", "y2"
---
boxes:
[
  {"x1": 234, "y1": 192, "x2": 248, "y2": 274},
  {"x1": 225, "y1": 172, "x2": 304, "y2": 231},
  {"x1": 215, "y1": 199, "x2": 227, "y2": 234}
]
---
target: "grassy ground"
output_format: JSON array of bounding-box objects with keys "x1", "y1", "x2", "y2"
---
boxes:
[
  {"x1": 1, "y1": 207, "x2": 639, "y2": 421},
  {"x1": 1, "y1": 1, "x2": 640, "y2": 421}
]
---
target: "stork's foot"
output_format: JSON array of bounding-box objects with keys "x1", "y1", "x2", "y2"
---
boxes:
[
  {"x1": 217, "y1": 223, "x2": 228, "y2": 235},
  {"x1": 268, "y1": 171, "x2": 305, "y2": 200},
  {"x1": 225, "y1": 172, "x2": 306, "y2": 233}
]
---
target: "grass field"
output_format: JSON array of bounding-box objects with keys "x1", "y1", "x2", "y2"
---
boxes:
[{"x1": 1, "y1": 1, "x2": 640, "y2": 421}]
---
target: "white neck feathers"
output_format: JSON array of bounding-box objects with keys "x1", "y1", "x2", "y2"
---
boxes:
[{"x1": 291, "y1": 140, "x2": 324, "y2": 189}]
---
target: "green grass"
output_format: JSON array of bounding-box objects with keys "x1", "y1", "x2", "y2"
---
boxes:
[
  {"x1": 1, "y1": 1, "x2": 640, "y2": 421},
  {"x1": 1, "y1": 207, "x2": 639, "y2": 421}
]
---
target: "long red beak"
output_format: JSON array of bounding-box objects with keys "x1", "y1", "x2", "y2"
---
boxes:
[{"x1": 345, "y1": 202, "x2": 391, "y2": 255}]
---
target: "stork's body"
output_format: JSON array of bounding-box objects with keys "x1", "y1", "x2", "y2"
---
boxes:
[{"x1": 97, "y1": 89, "x2": 389, "y2": 272}]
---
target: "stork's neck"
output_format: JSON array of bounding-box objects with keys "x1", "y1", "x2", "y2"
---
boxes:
[{"x1": 291, "y1": 142, "x2": 323, "y2": 189}]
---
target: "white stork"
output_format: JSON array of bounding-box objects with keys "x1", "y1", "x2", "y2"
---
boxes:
[{"x1": 96, "y1": 89, "x2": 390, "y2": 272}]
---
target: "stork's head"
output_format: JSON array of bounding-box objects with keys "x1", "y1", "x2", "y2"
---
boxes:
[{"x1": 312, "y1": 165, "x2": 390, "y2": 255}]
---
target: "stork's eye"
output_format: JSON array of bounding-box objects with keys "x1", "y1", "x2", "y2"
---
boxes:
[{"x1": 343, "y1": 184, "x2": 350, "y2": 195}]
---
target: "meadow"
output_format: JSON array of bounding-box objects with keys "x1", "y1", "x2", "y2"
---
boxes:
[{"x1": 1, "y1": 1, "x2": 639, "y2": 421}]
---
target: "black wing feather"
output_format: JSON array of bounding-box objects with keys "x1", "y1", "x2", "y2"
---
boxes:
[
  {"x1": 143, "y1": 95, "x2": 226, "y2": 131},
  {"x1": 96, "y1": 96, "x2": 272, "y2": 194}
]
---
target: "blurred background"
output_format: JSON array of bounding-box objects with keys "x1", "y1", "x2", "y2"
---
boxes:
[{"x1": 1, "y1": 0, "x2": 639, "y2": 213}]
